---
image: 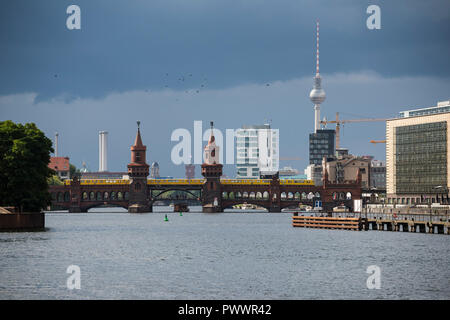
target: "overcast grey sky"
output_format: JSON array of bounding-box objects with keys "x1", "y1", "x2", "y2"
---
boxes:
[{"x1": 0, "y1": 0, "x2": 449, "y2": 177}]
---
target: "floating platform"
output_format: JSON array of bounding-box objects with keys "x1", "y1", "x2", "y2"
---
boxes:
[
  {"x1": 0, "y1": 212, "x2": 45, "y2": 232},
  {"x1": 292, "y1": 214, "x2": 362, "y2": 231}
]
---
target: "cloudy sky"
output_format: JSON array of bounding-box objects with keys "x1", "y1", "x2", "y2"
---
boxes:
[{"x1": 1, "y1": 0, "x2": 449, "y2": 177}]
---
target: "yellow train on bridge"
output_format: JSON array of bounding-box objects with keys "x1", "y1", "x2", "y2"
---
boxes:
[
  {"x1": 64, "y1": 179, "x2": 130, "y2": 186},
  {"x1": 64, "y1": 178, "x2": 314, "y2": 186}
]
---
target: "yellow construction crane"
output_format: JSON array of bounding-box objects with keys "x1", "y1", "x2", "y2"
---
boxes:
[
  {"x1": 370, "y1": 140, "x2": 386, "y2": 144},
  {"x1": 320, "y1": 112, "x2": 388, "y2": 149}
]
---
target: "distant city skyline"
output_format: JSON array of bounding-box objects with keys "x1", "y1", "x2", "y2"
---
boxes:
[{"x1": 0, "y1": 1, "x2": 449, "y2": 177}]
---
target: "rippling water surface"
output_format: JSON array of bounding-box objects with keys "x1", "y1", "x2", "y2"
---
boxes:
[{"x1": 0, "y1": 206, "x2": 449, "y2": 299}]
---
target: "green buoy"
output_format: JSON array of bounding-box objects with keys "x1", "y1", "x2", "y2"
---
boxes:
[{"x1": 164, "y1": 214, "x2": 169, "y2": 222}]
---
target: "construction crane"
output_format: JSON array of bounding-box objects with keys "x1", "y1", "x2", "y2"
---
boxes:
[
  {"x1": 370, "y1": 140, "x2": 386, "y2": 144},
  {"x1": 320, "y1": 112, "x2": 388, "y2": 149},
  {"x1": 279, "y1": 157, "x2": 302, "y2": 161}
]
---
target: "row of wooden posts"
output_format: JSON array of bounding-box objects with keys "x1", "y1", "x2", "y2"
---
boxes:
[{"x1": 292, "y1": 213, "x2": 450, "y2": 235}]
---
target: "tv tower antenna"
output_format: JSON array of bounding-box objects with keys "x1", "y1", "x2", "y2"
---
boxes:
[{"x1": 309, "y1": 20, "x2": 326, "y2": 133}]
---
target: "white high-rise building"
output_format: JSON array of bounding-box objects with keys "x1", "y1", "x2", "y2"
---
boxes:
[
  {"x1": 235, "y1": 124, "x2": 279, "y2": 178},
  {"x1": 99, "y1": 131, "x2": 108, "y2": 172}
]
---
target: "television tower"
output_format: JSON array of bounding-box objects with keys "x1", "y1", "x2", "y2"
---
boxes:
[{"x1": 309, "y1": 20, "x2": 326, "y2": 133}]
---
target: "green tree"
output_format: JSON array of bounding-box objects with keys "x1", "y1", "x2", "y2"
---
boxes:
[
  {"x1": 0, "y1": 121, "x2": 54, "y2": 212},
  {"x1": 70, "y1": 163, "x2": 80, "y2": 178},
  {"x1": 47, "y1": 174, "x2": 64, "y2": 186}
]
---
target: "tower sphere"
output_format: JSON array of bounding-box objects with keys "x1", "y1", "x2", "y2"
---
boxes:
[{"x1": 309, "y1": 75, "x2": 326, "y2": 104}]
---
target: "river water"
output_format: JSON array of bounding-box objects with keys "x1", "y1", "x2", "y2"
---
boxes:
[{"x1": 0, "y1": 206, "x2": 449, "y2": 300}]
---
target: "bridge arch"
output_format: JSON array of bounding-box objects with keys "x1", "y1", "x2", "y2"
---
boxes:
[
  {"x1": 222, "y1": 202, "x2": 270, "y2": 211},
  {"x1": 152, "y1": 189, "x2": 200, "y2": 200},
  {"x1": 84, "y1": 203, "x2": 129, "y2": 212}
]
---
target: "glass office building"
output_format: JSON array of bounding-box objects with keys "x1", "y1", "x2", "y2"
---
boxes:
[
  {"x1": 309, "y1": 129, "x2": 335, "y2": 165},
  {"x1": 395, "y1": 122, "x2": 447, "y2": 194},
  {"x1": 386, "y1": 108, "x2": 450, "y2": 204},
  {"x1": 399, "y1": 100, "x2": 450, "y2": 118}
]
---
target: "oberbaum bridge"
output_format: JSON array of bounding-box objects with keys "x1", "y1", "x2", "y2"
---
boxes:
[{"x1": 49, "y1": 122, "x2": 362, "y2": 213}]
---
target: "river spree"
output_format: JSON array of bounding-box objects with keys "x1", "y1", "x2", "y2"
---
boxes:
[{"x1": 0, "y1": 206, "x2": 449, "y2": 299}]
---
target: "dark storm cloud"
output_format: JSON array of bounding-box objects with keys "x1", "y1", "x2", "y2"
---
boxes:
[{"x1": 0, "y1": 0, "x2": 449, "y2": 101}]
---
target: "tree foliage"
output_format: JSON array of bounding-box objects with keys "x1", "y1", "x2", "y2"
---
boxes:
[
  {"x1": 70, "y1": 163, "x2": 80, "y2": 178},
  {"x1": 47, "y1": 174, "x2": 64, "y2": 186},
  {"x1": 0, "y1": 121, "x2": 54, "y2": 212}
]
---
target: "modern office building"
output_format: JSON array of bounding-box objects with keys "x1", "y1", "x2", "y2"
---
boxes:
[
  {"x1": 386, "y1": 101, "x2": 450, "y2": 204},
  {"x1": 235, "y1": 124, "x2": 279, "y2": 178},
  {"x1": 399, "y1": 100, "x2": 450, "y2": 118},
  {"x1": 309, "y1": 129, "x2": 335, "y2": 165}
]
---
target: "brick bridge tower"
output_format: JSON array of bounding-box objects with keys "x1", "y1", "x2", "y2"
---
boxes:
[
  {"x1": 128, "y1": 121, "x2": 151, "y2": 213},
  {"x1": 201, "y1": 121, "x2": 223, "y2": 213}
]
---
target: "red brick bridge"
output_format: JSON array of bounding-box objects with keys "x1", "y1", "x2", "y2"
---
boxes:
[{"x1": 49, "y1": 124, "x2": 362, "y2": 213}]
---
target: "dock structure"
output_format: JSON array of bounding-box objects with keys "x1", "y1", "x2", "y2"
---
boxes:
[
  {"x1": 292, "y1": 212, "x2": 450, "y2": 235},
  {"x1": 292, "y1": 213, "x2": 362, "y2": 231},
  {"x1": 364, "y1": 216, "x2": 449, "y2": 235}
]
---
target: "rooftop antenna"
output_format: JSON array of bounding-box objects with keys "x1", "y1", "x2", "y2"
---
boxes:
[{"x1": 316, "y1": 19, "x2": 320, "y2": 75}]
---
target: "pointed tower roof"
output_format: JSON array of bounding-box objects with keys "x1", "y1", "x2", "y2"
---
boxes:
[
  {"x1": 207, "y1": 121, "x2": 216, "y2": 145},
  {"x1": 133, "y1": 121, "x2": 144, "y2": 148}
]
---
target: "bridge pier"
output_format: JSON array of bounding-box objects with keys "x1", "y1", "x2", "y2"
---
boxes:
[
  {"x1": 128, "y1": 204, "x2": 152, "y2": 213},
  {"x1": 69, "y1": 206, "x2": 82, "y2": 213},
  {"x1": 269, "y1": 206, "x2": 281, "y2": 213},
  {"x1": 202, "y1": 205, "x2": 223, "y2": 213}
]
